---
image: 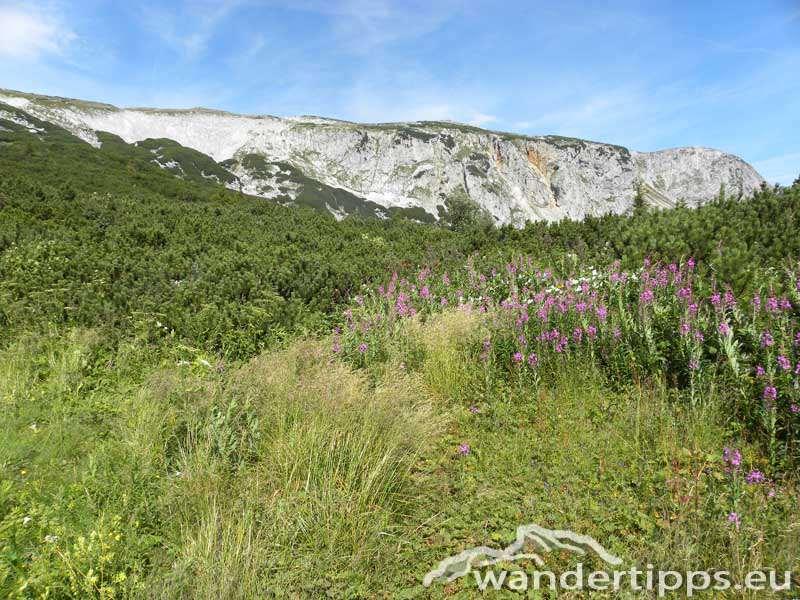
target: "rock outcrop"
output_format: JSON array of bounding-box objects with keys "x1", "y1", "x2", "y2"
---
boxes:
[{"x1": 0, "y1": 89, "x2": 765, "y2": 225}]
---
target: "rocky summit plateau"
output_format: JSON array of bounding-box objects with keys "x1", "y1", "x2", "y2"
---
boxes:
[{"x1": 0, "y1": 88, "x2": 765, "y2": 225}]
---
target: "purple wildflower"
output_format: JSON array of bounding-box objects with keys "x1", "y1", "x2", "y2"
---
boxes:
[
  {"x1": 527, "y1": 353, "x2": 539, "y2": 367},
  {"x1": 777, "y1": 355, "x2": 791, "y2": 370},
  {"x1": 761, "y1": 332, "x2": 774, "y2": 347},
  {"x1": 745, "y1": 470, "x2": 766, "y2": 485},
  {"x1": 725, "y1": 290, "x2": 736, "y2": 308},
  {"x1": 458, "y1": 444, "x2": 470, "y2": 455},
  {"x1": 766, "y1": 297, "x2": 779, "y2": 313},
  {"x1": 595, "y1": 305, "x2": 607, "y2": 322},
  {"x1": 727, "y1": 512, "x2": 741, "y2": 529},
  {"x1": 359, "y1": 343, "x2": 368, "y2": 353},
  {"x1": 763, "y1": 386, "x2": 777, "y2": 401},
  {"x1": 512, "y1": 352, "x2": 524, "y2": 364}
]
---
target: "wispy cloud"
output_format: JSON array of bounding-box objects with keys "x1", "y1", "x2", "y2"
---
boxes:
[
  {"x1": 284, "y1": 0, "x2": 466, "y2": 53},
  {"x1": 752, "y1": 153, "x2": 800, "y2": 186},
  {"x1": 468, "y1": 113, "x2": 499, "y2": 127},
  {"x1": 337, "y1": 58, "x2": 504, "y2": 125},
  {"x1": 0, "y1": 2, "x2": 76, "y2": 59},
  {"x1": 137, "y1": 0, "x2": 242, "y2": 58}
]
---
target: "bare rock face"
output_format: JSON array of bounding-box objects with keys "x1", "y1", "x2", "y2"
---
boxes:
[{"x1": 0, "y1": 89, "x2": 765, "y2": 225}]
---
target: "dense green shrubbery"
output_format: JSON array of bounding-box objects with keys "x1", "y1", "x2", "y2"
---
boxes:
[
  {"x1": 1, "y1": 109, "x2": 799, "y2": 362},
  {"x1": 485, "y1": 183, "x2": 800, "y2": 293},
  {"x1": 3, "y1": 150, "x2": 798, "y2": 360},
  {"x1": 0, "y1": 173, "x2": 464, "y2": 357}
]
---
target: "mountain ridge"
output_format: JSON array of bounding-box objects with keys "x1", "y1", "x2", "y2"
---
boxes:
[{"x1": 0, "y1": 88, "x2": 765, "y2": 225}]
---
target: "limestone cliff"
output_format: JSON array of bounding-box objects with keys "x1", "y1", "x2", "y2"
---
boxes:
[{"x1": 0, "y1": 89, "x2": 765, "y2": 225}]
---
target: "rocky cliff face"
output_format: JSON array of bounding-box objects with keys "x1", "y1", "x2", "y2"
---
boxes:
[{"x1": 0, "y1": 89, "x2": 765, "y2": 225}]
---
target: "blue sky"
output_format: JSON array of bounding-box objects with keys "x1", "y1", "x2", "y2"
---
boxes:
[{"x1": 1, "y1": 0, "x2": 798, "y2": 184}]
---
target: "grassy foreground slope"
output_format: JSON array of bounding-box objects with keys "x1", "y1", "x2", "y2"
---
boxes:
[
  {"x1": 1, "y1": 118, "x2": 799, "y2": 597},
  {"x1": 2, "y1": 306, "x2": 798, "y2": 597}
]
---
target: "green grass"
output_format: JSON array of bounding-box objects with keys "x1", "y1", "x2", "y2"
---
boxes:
[{"x1": 1, "y1": 310, "x2": 797, "y2": 598}]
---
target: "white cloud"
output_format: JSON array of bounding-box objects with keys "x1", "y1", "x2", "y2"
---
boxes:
[
  {"x1": 752, "y1": 153, "x2": 800, "y2": 186},
  {"x1": 0, "y1": 4, "x2": 75, "y2": 59},
  {"x1": 340, "y1": 64, "x2": 503, "y2": 126},
  {"x1": 281, "y1": 0, "x2": 465, "y2": 53},
  {"x1": 468, "y1": 113, "x2": 499, "y2": 127},
  {"x1": 138, "y1": 0, "x2": 243, "y2": 58}
]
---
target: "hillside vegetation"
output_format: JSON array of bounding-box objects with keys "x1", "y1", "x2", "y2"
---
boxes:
[{"x1": 0, "y1": 124, "x2": 799, "y2": 597}]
